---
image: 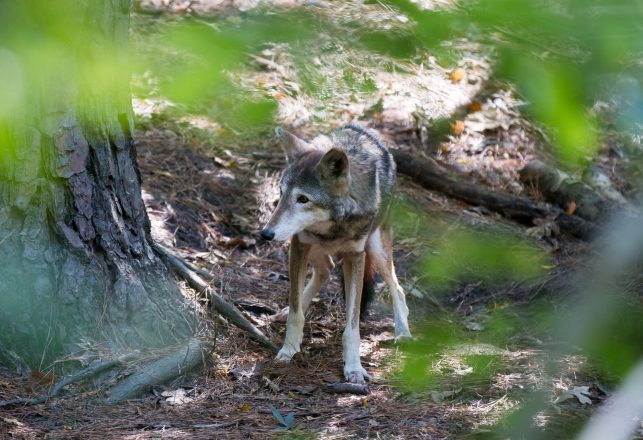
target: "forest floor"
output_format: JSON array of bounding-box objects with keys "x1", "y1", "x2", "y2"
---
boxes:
[{"x1": 2, "y1": 1, "x2": 641, "y2": 439}]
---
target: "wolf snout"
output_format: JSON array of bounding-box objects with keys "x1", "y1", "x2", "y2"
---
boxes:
[{"x1": 260, "y1": 228, "x2": 275, "y2": 241}]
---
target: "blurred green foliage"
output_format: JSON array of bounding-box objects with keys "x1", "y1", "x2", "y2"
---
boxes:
[
  {"x1": 423, "y1": 229, "x2": 545, "y2": 288},
  {"x1": 386, "y1": 0, "x2": 642, "y2": 167},
  {"x1": 573, "y1": 292, "x2": 643, "y2": 378},
  {"x1": 1, "y1": 0, "x2": 642, "y2": 437},
  {"x1": 143, "y1": 14, "x2": 315, "y2": 129}
]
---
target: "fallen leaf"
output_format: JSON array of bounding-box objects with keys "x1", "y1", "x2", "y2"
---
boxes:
[
  {"x1": 240, "y1": 402, "x2": 252, "y2": 412},
  {"x1": 554, "y1": 386, "x2": 592, "y2": 405},
  {"x1": 453, "y1": 120, "x2": 465, "y2": 135},
  {"x1": 468, "y1": 100, "x2": 482, "y2": 112},
  {"x1": 449, "y1": 68, "x2": 466, "y2": 83},
  {"x1": 566, "y1": 200, "x2": 577, "y2": 215},
  {"x1": 270, "y1": 405, "x2": 296, "y2": 430}
]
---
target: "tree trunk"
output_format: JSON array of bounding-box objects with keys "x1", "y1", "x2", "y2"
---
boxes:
[{"x1": 0, "y1": 1, "x2": 195, "y2": 371}]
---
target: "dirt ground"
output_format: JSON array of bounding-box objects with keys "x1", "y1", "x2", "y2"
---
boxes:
[
  {"x1": 2, "y1": 1, "x2": 640, "y2": 439},
  {"x1": 0, "y1": 109, "x2": 608, "y2": 439},
  {"x1": 0, "y1": 117, "x2": 603, "y2": 439}
]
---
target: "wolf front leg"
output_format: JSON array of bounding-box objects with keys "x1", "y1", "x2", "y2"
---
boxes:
[
  {"x1": 342, "y1": 251, "x2": 370, "y2": 384},
  {"x1": 276, "y1": 234, "x2": 311, "y2": 361}
]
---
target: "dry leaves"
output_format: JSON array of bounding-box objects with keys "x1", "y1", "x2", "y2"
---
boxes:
[{"x1": 449, "y1": 68, "x2": 466, "y2": 83}]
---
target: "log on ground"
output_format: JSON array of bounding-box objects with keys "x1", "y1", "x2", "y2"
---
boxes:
[
  {"x1": 519, "y1": 159, "x2": 613, "y2": 221},
  {"x1": 392, "y1": 150, "x2": 597, "y2": 240}
]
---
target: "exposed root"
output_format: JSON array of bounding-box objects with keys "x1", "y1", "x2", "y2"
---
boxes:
[
  {"x1": 107, "y1": 338, "x2": 210, "y2": 403},
  {"x1": 154, "y1": 243, "x2": 280, "y2": 353},
  {"x1": 0, "y1": 353, "x2": 137, "y2": 408}
]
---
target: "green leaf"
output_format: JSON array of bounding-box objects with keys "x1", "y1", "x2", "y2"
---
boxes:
[
  {"x1": 270, "y1": 404, "x2": 296, "y2": 430},
  {"x1": 270, "y1": 404, "x2": 287, "y2": 426}
]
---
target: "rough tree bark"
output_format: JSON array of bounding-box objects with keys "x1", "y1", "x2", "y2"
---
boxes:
[{"x1": 0, "y1": 1, "x2": 197, "y2": 373}]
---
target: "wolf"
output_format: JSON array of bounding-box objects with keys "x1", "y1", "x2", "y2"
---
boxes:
[{"x1": 261, "y1": 124, "x2": 412, "y2": 384}]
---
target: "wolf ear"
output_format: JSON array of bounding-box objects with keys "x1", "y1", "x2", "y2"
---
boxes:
[
  {"x1": 317, "y1": 148, "x2": 350, "y2": 190},
  {"x1": 275, "y1": 127, "x2": 313, "y2": 162}
]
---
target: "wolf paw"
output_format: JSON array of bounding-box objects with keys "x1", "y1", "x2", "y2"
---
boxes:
[
  {"x1": 394, "y1": 331, "x2": 412, "y2": 343},
  {"x1": 344, "y1": 366, "x2": 370, "y2": 384},
  {"x1": 275, "y1": 344, "x2": 298, "y2": 362}
]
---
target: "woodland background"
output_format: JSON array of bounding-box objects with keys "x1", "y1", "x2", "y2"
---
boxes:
[{"x1": 0, "y1": 0, "x2": 642, "y2": 438}]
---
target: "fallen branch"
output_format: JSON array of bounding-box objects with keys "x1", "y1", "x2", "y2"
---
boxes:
[
  {"x1": 154, "y1": 243, "x2": 279, "y2": 353},
  {"x1": 392, "y1": 150, "x2": 597, "y2": 240},
  {"x1": 519, "y1": 159, "x2": 612, "y2": 221},
  {"x1": 322, "y1": 383, "x2": 369, "y2": 395},
  {"x1": 108, "y1": 338, "x2": 209, "y2": 403},
  {"x1": 194, "y1": 421, "x2": 239, "y2": 429},
  {"x1": 0, "y1": 353, "x2": 137, "y2": 408}
]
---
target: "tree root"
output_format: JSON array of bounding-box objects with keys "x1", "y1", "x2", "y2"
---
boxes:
[
  {"x1": 154, "y1": 243, "x2": 279, "y2": 353},
  {"x1": 0, "y1": 353, "x2": 137, "y2": 408},
  {"x1": 393, "y1": 150, "x2": 597, "y2": 240},
  {"x1": 519, "y1": 159, "x2": 612, "y2": 221},
  {"x1": 107, "y1": 338, "x2": 209, "y2": 403}
]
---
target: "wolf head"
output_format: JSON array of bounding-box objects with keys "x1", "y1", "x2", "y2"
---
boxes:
[{"x1": 261, "y1": 128, "x2": 351, "y2": 242}]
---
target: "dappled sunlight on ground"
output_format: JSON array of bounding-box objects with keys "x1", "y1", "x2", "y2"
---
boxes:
[{"x1": 1, "y1": 1, "x2": 632, "y2": 438}]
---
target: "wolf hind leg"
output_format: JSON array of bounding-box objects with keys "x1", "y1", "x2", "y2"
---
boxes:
[
  {"x1": 276, "y1": 235, "x2": 311, "y2": 361},
  {"x1": 367, "y1": 227, "x2": 411, "y2": 341}
]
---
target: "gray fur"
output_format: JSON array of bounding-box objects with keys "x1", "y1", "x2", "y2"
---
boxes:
[
  {"x1": 270, "y1": 125, "x2": 395, "y2": 242},
  {"x1": 263, "y1": 125, "x2": 410, "y2": 384}
]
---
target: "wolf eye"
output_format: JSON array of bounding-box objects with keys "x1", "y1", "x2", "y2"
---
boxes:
[{"x1": 297, "y1": 195, "x2": 309, "y2": 204}]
